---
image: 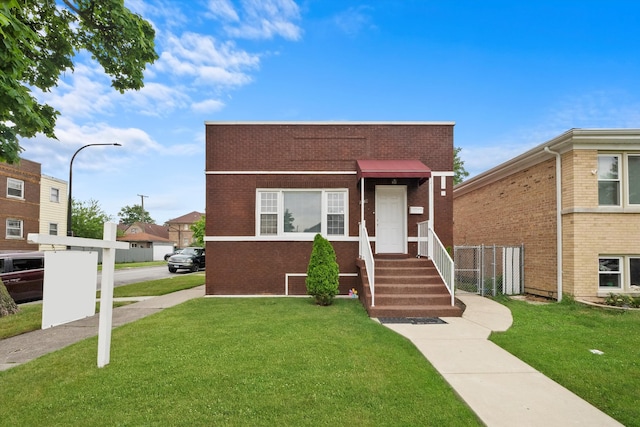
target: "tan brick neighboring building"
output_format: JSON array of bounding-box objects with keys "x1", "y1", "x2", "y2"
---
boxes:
[
  {"x1": 165, "y1": 211, "x2": 204, "y2": 249},
  {"x1": 454, "y1": 129, "x2": 640, "y2": 301}
]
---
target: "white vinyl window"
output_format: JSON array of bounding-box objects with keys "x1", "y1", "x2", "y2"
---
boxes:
[
  {"x1": 628, "y1": 155, "x2": 640, "y2": 205},
  {"x1": 598, "y1": 155, "x2": 620, "y2": 206},
  {"x1": 49, "y1": 223, "x2": 58, "y2": 236},
  {"x1": 50, "y1": 187, "x2": 60, "y2": 203},
  {"x1": 6, "y1": 219, "x2": 23, "y2": 239},
  {"x1": 598, "y1": 153, "x2": 640, "y2": 206},
  {"x1": 257, "y1": 189, "x2": 348, "y2": 237},
  {"x1": 599, "y1": 257, "x2": 621, "y2": 289},
  {"x1": 599, "y1": 256, "x2": 640, "y2": 291},
  {"x1": 7, "y1": 178, "x2": 24, "y2": 199}
]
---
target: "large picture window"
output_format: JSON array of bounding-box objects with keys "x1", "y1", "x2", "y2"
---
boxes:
[{"x1": 257, "y1": 189, "x2": 347, "y2": 237}]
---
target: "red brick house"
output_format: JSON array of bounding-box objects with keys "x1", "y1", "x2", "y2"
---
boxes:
[
  {"x1": 205, "y1": 122, "x2": 460, "y2": 317},
  {"x1": 1, "y1": 159, "x2": 41, "y2": 251}
]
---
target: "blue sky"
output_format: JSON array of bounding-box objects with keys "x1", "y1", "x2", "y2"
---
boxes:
[{"x1": 21, "y1": 0, "x2": 640, "y2": 224}]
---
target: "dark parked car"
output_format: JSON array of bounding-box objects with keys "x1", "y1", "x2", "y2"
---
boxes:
[
  {"x1": 164, "y1": 248, "x2": 183, "y2": 261},
  {"x1": 0, "y1": 251, "x2": 45, "y2": 303},
  {"x1": 167, "y1": 247, "x2": 205, "y2": 273}
]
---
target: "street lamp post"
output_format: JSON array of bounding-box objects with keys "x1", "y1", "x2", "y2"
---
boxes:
[{"x1": 67, "y1": 143, "x2": 122, "y2": 237}]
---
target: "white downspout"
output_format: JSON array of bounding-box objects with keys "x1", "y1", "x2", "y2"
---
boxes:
[{"x1": 544, "y1": 146, "x2": 563, "y2": 302}]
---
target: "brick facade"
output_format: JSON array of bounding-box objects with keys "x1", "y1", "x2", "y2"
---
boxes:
[
  {"x1": 205, "y1": 122, "x2": 454, "y2": 295},
  {"x1": 454, "y1": 129, "x2": 640, "y2": 300},
  {"x1": 0, "y1": 159, "x2": 41, "y2": 251}
]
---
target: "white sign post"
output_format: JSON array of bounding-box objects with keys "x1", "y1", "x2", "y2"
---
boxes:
[{"x1": 28, "y1": 222, "x2": 129, "y2": 368}]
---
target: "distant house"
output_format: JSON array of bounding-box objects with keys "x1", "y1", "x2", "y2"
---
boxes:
[
  {"x1": 165, "y1": 211, "x2": 204, "y2": 248},
  {"x1": 0, "y1": 159, "x2": 41, "y2": 251},
  {"x1": 39, "y1": 174, "x2": 68, "y2": 251},
  {"x1": 204, "y1": 122, "x2": 460, "y2": 317},
  {"x1": 117, "y1": 222, "x2": 173, "y2": 261},
  {"x1": 454, "y1": 128, "x2": 640, "y2": 302}
]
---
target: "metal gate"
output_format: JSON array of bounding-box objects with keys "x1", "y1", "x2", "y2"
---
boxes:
[{"x1": 454, "y1": 244, "x2": 524, "y2": 296}]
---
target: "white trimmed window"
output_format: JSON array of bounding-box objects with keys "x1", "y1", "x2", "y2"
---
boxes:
[
  {"x1": 598, "y1": 153, "x2": 640, "y2": 206},
  {"x1": 257, "y1": 189, "x2": 348, "y2": 237},
  {"x1": 49, "y1": 223, "x2": 58, "y2": 236},
  {"x1": 628, "y1": 155, "x2": 640, "y2": 205},
  {"x1": 7, "y1": 178, "x2": 24, "y2": 199},
  {"x1": 599, "y1": 256, "x2": 640, "y2": 291},
  {"x1": 50, "y1": 187, "x2": 60, "y2": 203},
  {"x1": 6, "y1": 219, "x2": 23, "y2": 239}
]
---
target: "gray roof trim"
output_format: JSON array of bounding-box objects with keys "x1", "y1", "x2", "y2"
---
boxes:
[{"x1": 454, "y1": 128, "x2": 640, "y2": 196}]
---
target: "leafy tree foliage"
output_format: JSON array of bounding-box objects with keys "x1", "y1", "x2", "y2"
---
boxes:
[
  {"x1": 0, "y1": 0, "x2": 158, "y2": 163},
  {"x1": 118, "y1": 204, "x2": 155, "y2": 225},
  {"x1": 190, "y1": 215, "x2": 205, "y2": 247},
  {"x1": 306, "y1": 234, "x2": 340, "y2": 306},
  {"x1": 72, "y1": 198, "x2": 112, "y2": 238},
  {"x1": 454, "y1": 146, "x2": 470, "y2": 185}
]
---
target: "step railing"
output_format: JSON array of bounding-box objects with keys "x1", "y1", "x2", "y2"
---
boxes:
[
  {"x1": 417, "y1": 220, "x2": 455, "y2": 306},
  {"x1": 359, "y1": 221, "x2": 375, "y2": 307}
]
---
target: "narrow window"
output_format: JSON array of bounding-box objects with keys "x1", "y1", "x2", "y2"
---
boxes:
[
  {"x1": 259, "y1": 192, "x2": 278, "y2": 235},
  {"x1": 630, "y1": 258, "x2": 640, "y2": 289},
  {"x1": 628, "y1": 155, "x2": 640, "y2": 205},
  {"x1": 50, "y1": 187, "x2": 60, "y2": 203},
  {"x1": 7, "y1": 178, "x2": 24, "y2": 199},
  {"x1": 6, "y1": 219, "x2": 23, "y2": 238},
  {"x1": 598, "y1": 257, "x2": 621, "y2": 289},
  {"x1": 597, "y1": 155, "x2": 620, "y2": 206},
  {"x1": 49, "y1": 223, "x2": 58, "y2": 236},
  {"x1": 327, "y1": 192, "x2": 345, "y2": 235}
]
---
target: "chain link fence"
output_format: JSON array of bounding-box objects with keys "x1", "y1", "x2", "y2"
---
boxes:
[{"x1": 454, "y1": 244, "x2": 524, "y2": 296}]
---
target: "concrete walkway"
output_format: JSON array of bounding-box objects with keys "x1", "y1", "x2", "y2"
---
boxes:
[
  {"x1": 0, "y1": 285, "x2": 205, "y2": 371},
  {"x1": 383, "y1": 293, "x2": 623, "y2": 427}
]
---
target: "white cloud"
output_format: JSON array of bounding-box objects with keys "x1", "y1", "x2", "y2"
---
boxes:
[
  {"x1": 206, "y1": 0, "x2": 239, "y2": 21},
  {"x1": 192, "y1": 99, "x2": 226, "y2": 113},
  {"x1": 333, "y1": 6, "x2": 376, "y2": 36},
  {"x1": 38, "y1": 63, "x2": 116, "y2": 119},
  {"x1": 123, "y1": 82, "x2": 191, "y2": 116},
  {"x1": 155, "y1": 33, "x2": 259, "y2": 87},
  {"x1": 211, "y1": 0, "x2": 302, "y2": 40}
]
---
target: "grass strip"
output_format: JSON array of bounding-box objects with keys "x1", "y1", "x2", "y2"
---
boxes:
[
  {"x1": 490, "y1": 298, "x2": 640, "y2": 426},
  {"x1": 1, "y1": 275, "x2": 203, "y2": 339},
  {"x1": 0, "y1": 298, "x2": 481, "y2": 426}
]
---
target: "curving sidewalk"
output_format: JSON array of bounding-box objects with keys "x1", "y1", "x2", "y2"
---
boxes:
[{"x1": 383, "y1": 293, "x2": 623, "y2": 427}]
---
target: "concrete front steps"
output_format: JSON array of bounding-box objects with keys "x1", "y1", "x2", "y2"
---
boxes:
[{"x1": 363, "y1": 258, "x2": 463, "y2": 318}]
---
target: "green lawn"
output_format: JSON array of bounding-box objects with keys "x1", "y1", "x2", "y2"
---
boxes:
[
  {"x1": 489, "y1": 298, "x2": 640, "y2": 426},
  {"x1": 1, "y1": 274, "x2": 204, "y2": 340},
  {"x1": 0, "y1": 298, "x2": 482, "y2": 426}
]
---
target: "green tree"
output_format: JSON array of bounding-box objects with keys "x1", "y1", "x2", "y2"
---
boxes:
[
  {"x1": 72, "y1": 198, "x2": 112, "y2": 238},
  {"x1": 454, "y1": 146, "x2": 470, "y2": 185},
  {"x1": 306, "y1": 234, "x2": 340, "y2": 306},
  {"x1": 0, "y1": 0, "x2": 158, "y2": 164},
  {"x1": 190, "y1": 215, "x2": 205, "y2": 247},
  {"x1": 118, "y1": 204, "x2": 154, "y2": 225}
]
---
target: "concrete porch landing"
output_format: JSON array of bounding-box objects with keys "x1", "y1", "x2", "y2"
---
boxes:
[{"x1": 382, "y1": 293, "x2": 623, "y2": 427}]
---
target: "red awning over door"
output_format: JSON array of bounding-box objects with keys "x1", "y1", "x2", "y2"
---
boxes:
[{"x1": 356, "y1": 160, "x2": 431, "y2": 184}]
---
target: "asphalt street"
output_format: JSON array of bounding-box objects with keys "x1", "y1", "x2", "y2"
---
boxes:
[{"x1": 96, "y1": 265, "x2": 181, "y2": 289}]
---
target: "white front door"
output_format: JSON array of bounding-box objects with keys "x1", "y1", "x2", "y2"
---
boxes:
[{"x1": 375, "y1": 185, "x2": 407, "y2": 254}]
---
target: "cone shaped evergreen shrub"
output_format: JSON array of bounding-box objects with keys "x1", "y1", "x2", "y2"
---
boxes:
[{"x1": 306, "y1": 234, "x2": 339, "y2": 306}]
